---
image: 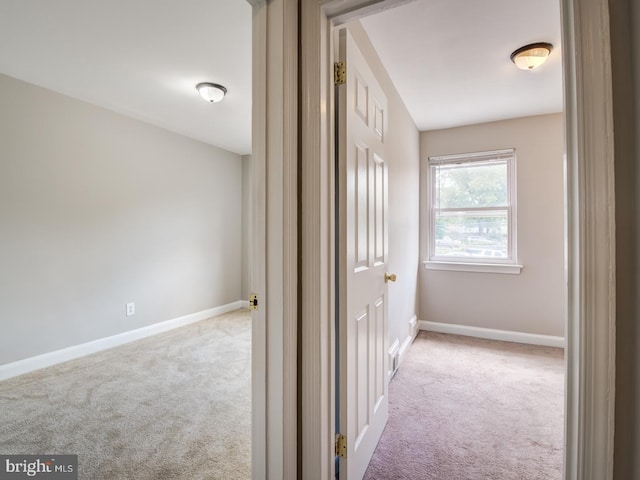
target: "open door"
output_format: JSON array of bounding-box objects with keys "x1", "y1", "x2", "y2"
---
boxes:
[{"x1": 336, "y1": 27, "x2": 390, "y2": 480}]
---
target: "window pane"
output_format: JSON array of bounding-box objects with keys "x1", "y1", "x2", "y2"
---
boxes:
[
  {"x1": 433, "y1": 161, "x2": 507, "y2": 209},
  {"x1": 434, "y1": 211, "x2": 508, "y2": 259}
]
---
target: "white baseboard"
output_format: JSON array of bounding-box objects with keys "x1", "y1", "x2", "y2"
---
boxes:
[
  {"x1": 388, "y1": 315, "x2": 419, "y2": 378},
  {"x1": 240, "y1": 300, "x2": 250, "y2": 309},
  {"x1": 409, "y1": 314, "x2": 418, "y2": 340},
  {"x1": 0, "y1": 300, "x2": 246, "y2": 382},
  {"x1": 388, "y1": 339, "x2": 400, "y2": 378},
  {"x1": 399, "y1": 315, "x2": 418, "y2": 366},
  {"x1": 398, "y1": 315, "x2": 418, "y2": 366},
  {"x1": 418, "y1": 320, "x2": 565, "y2": 348}
]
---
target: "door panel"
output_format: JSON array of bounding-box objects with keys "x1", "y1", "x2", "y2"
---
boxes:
[
  {"x1": 337, "y1": 27, "x2": 389, "y2": 480},
  {"x1": 355, "y1": 145, "x2": 369, "y2": 270},
  {"x1": 373, "y1": 154, "x2": 385, "y2": 265}
]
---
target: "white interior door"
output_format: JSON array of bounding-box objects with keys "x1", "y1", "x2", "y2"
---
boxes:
[{"x1": 337, "y1": 27, "x2": 389, "y2": 480}]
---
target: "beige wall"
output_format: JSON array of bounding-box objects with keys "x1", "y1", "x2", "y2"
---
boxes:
[
  {"x1": 0, "y1": 73, "x2": 244, "y2": 365},
  {"x1": 419, "y1": 114, "x2": 565, "y2": 337},
  {"x1": 347, "y1": 22, "x2": 420, "y2": 352}
]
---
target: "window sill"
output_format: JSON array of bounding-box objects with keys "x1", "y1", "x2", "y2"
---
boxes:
[{"x1": 422, "y1": 260, "x2": 523, "y2": 275}]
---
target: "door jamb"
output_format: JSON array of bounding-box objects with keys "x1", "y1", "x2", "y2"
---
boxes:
[
  {"x1": 249, "y1": 0, "x2": 299, "y2": 478},
  {"x1": 299, "y1": 0, "x2": 617, "y2": 479},
  {"x1": 250, "y1": 1, "x2": 267, "y2": 477}
]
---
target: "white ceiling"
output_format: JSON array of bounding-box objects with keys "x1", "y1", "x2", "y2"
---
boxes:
[
  {"x1": 0, "y1": 0, "x2": 561, "y2": 156},
  {"x1": 0, "y1": 0, "x2": 252, "y2": 155},
  {"x1": 361, "y1": 0, "x2": 564, "y2": 131}
]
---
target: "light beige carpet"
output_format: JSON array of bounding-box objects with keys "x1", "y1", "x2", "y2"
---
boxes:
[
  {"x1": 0, "y1": 309, "x2": 251, "y2": 480},
  {"x1": 364, "y1": 331, "x2": 564, "y2": 480}
]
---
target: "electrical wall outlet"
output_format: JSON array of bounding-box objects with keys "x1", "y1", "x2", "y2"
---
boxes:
[{"x1": 126, "y1": 302, "x2": 135, "y2": 316}]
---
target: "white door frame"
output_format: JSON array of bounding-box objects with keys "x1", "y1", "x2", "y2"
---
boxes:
[
  {"x1": 249, "y1": 0, "x2": 298, "y2": 478},
  {"x1": 299, "y1": 0, "x2": 617, "y2": 479}
]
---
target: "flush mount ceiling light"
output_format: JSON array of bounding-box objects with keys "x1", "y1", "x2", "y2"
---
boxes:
[
  {"x1": 196, "y1": 82, "x2": 227, "y2": 103},
  {"x1": 510, "y1": 42, "x2": 553, "y2": 70}
]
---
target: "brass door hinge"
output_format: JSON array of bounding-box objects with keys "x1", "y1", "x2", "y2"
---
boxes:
[
  {"x1": 335, "y1": 433, "x2": 347, "y2": 458},
  {"x1": 249, "y1": 293, "x2": 258, "y2": 311},
  {"x1": 334, "y1": 62, "x2": 346, "y2": 85}
]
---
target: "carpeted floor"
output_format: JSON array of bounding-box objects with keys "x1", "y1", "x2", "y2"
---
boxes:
[
  {"x1": 0, "y1": 309, "x2": 251, "y2": 480},
  {"x1": 364, "y1": 331, "x2": 564, "y2": 480}
]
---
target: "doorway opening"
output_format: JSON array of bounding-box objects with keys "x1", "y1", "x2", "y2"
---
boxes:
[
  {"x1": 302, "y1": 0, "x2": 618, "y2": 477},
  {"x1": 333, "y1": 2, "x2": 566, "y2": 476},
  {"x1": 0, "y1": 1, "x2": 258, "y2": 478}
]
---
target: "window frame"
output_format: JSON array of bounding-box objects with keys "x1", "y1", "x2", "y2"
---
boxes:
[{"x1": 425, "y1": 148, "x2": 521, "y2": 274}]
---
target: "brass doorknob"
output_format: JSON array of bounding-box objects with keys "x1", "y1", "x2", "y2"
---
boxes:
[{"x1": 385, "y1": 273, "x2": 397, "y2": 283}]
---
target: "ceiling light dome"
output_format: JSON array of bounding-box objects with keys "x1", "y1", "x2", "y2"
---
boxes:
[
  {"x1": 510, "y1": 43, "x2": 553, "y2": 70},
  {"x1": 196, "y1": 82, "x2": 227, "y2": 103}
]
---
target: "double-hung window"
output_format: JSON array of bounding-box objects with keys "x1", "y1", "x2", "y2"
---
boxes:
[{"x1": 426, "y1": 149, "x2": 520, "y2": 273}]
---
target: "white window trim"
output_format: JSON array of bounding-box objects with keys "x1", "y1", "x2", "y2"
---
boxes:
[
  {"x1": 427, "y1": 148, "x2": 519, "y2": 273},
  {"x1": 423, "y1": 260, "x2": 523, "y2": 274}
]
